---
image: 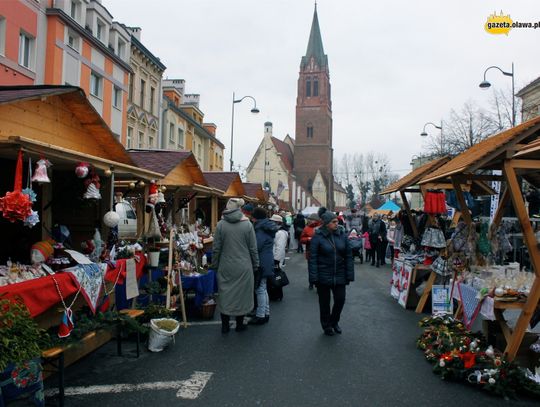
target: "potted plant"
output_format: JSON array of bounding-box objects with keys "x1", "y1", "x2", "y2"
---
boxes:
[{"x1": 0, "y1": 295, "x2": 46, "y2": 405}]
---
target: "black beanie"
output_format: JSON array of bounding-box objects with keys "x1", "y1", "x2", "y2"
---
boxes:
[
  {"x1": 317, "y1": 207, "x2": 327, "y2": 218},
  {"x1": 252, "y1": 207, "x2": 267, "y2": 220},
  {"x1": 321, "y1": 211, "x2": 337, "y2": 226}
]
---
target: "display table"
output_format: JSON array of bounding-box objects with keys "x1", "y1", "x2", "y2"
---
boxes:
[{"x1": 178, "y1": 269, "x2": 217, "y2": 308}]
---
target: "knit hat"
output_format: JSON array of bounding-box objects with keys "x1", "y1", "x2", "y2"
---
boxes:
[
  {"x1": 252, "y1": 207, "x2": 267, "y2": 220},
  {"x1": 270, "y1": 214, "x2": 283, "y2": 223},
  {"x1": 349, "y1": 230, "x2": 358, "y2": 237},
  {"x1": 242, "y1": 203, "x2": 254, "y2": 213},
  {"x1": 226, "y1": 197, "x2": 245, "y2": 211},
  {"x1": 321, "y1": 211, "x2": 337, "y2": 226},
  {"x1": 317, "y1": 207, "x2": 327, "y2": 218},
  {"x1": 307, "y1": 213, "x2": 319, "y2": 221}
]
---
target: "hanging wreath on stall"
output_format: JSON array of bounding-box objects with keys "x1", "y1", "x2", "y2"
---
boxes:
[{"x1": 0, "y1": 150, "x2": 33, "y2": 223}]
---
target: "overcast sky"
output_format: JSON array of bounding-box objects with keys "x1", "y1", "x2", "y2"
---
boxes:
[{"x1": 103, "y1": 0, "x2": 540, "y2": 178}]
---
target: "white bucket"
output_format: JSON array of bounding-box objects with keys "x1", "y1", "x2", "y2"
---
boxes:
[
  {"x1": 148, "y1": 251, "x2": 160, "y2": 267},
  {"x1": 148, "y1": 318, "x2": 180, "y2": 352}
]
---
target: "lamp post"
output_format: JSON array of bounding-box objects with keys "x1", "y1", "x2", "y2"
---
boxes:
[
  {"x1": 229, "y1": 92, "x2": 259, "y2": 171},
  {"x1": 479, "y1": 63, "x2": 515, "y2": 126},
  {"x1": 420, "y1": 121, "x2": 444, "y2": 155}
]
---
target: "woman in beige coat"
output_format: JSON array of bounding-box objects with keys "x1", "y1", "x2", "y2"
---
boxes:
[{"x1": 212, "y1": 198, "x2": 259, "y2": 333}]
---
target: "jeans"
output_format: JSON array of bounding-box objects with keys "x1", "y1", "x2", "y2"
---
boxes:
[
  {"x1": 255, "y1": 278, "x2": 269, "y2": 318},
  {"x1": 316, "y1": 284, "x2": 346, "y2": 329}
]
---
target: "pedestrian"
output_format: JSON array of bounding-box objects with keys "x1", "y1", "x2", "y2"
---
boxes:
[
  {"x1": 348, "y1": 229, "x2": 363, "y2": 263},
  {"x1": 386, "y1": 218, "x2": 397, "y2": 266},
  {"x1": 293, "y1": 212, "x2": 306, "y2": 253},
  {"x1": 272, "y1": 214, "x2": 288, "y2": 269},
  {"x1": 212, "y1": 198, "x2": 259, "y2": 334},
  {"x1": 300, "y1": 213, "x2": 322, "y2": 289},
  {"x1": 309, "y1": 211, "x2": 354, "y2": 336},
  {"x1": 371, "y1": 214, "x2": 387, "y2": 267},
  {"x1": 250, "y1": 207, "x2": 278, "y2": 325}
]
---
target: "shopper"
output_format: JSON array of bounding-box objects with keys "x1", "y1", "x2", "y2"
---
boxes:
[
  {"x1": 293, "y1": 212, "x2": 306, "y2": 253},
  {"x1": 300, "y1": 213, "x2": 322, "y2": 289},
  {"x1": 309, "y1": 211, "x2": 354, "y2": 336},
  {"x1": 212, "y1": 198, "x2": 259, "y2": 334},
  {"x1": 371, "y1": 214, "x2": 387, "y2": 267},
  {"x1": 272, "y1": 214, "x2": 288, "y2": 268},
  {"x1": 250, "y1": 207, "x2": 278, "y2": 325}
]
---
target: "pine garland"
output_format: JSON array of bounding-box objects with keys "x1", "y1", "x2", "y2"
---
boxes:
[{"x1": 417, "y1": 315, "x2": 540, "y2": 399}]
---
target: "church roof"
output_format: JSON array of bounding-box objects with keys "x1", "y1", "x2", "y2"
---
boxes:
[
  {"x1": 271, "y1": 136, "x2": 294, "y2": 173},
  {"x1": 301, "y1": 5, "x2": 328, "y2": 69}
]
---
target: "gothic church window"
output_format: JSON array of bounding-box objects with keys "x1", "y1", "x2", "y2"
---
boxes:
[
  {"x1": 307, "y1": 124, "x2": 314, "y2": 138},
  {"x1": 306, "y1": 79, "x2": 311, "y2": 97},
  {"x1": 313, "y1": 79, "x2": 319, "y2": 96}
]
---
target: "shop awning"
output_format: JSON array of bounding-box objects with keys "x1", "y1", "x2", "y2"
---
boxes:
[
  {"x1": 242, "y1": 182, "x2": 266, "y2": 202},
  {"x1": 0, "y1": 136, "x2": 163, "y2": 180},
  {"x1": 203, "y1": 172, "x2": 246, "y2": 197},
  {"x1": 381, "y1": 156, "x2": 450, "y2": 194}
]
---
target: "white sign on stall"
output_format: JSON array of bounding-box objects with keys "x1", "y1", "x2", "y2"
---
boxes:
[{"x1": 432, "y1": 285, "x2": 453, "y2": 315}]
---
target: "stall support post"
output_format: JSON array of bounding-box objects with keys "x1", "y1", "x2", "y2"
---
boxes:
[
  {"x1": 450, "y1": 177, "x2": 472, "y2": 226},
  {"x1": 399, "y1": 190, "x2": 419, "y2": 238},
  {"x1": 211, "y1": 195, "x2": 219, "y2": 231},
  {"x1": 166, "y1": 228, "x2": 174, "y2": 309},
  {"x1": 503, "y1": 160, "x2": 540, "y2": 360},
  {"x1": 492, "y1": 187, "x2": 510, "y2": 228}
]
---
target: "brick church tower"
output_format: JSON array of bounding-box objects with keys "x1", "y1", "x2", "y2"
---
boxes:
[{"x1": 294, "y1": 4, "x2": 334, "y2": 208}]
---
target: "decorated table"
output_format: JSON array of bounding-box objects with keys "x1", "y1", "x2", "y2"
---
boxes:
[{"x1": 178, "y1": 269, "x2": 217, "y2": 308}]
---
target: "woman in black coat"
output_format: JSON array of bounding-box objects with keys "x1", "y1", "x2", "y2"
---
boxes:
[
  {"x1": 293, "y1": 213, "x2": 306, "y2": 253},
  {"x1": 308, "y1": 212, "x2": 354, "y2": 336}
]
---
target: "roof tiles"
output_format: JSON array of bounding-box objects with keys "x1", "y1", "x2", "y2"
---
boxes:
[{"x1": 381, "y1": 157, "x2": 450, "y2": 194}]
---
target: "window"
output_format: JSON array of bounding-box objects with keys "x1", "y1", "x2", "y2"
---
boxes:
[
  {"x1": 307, "y1": 125, "x2": 314, "y2": 138},
  {"x1": 127, "y1": 127, "x2": 133, "y2": 149},
  {"x1": 67, "y1": 30, "x2": 79, "y2": 52},
  {"x1": 306, "y1": 79, "x2": 311, "y2": 97},
  {"x1": 169, "y1": 123, "x2": 175, "y2": 142},
  {"x1": 113, "y1": 86, "x2": 122, "y2": 109},
  {"x1": 313, "y1": 79, "x2": 319, "y2": 96},
  {"x1": 138, "y1": 131, "x2": 144, "y2": 148},
  {"x1": 128, "y1": 74, "x2": 134, "y2": 102},
  {"x1": 90, "y1": 72, "x2": 102, "y2": 97},
  {"x1": 139, "y1": 79, "x2": 145, "y2": 109},
  {"x1": 18, "y1": 32, "x2": 35, "y2": 69},
  {"x1": 149, "y1": 130, "x2": 155, "y2": 148},
  {"x1": 197, "y1": 144, "x2": 202, "y2": 159},
  {"x1": 117, "y1": 39, "x2": 126, "y2": 59},
  {"x1": 0, "y1": 16, "x2": 6, "y2": 56},
  {"x1": 177, "y1": 128, "x2": 184, "y2": 148},
  {"x1": 96, "y1": 20, "x2": 105, "y2": 42},
  {"x1": 70, "y1": 1, "x2": 80, "y2": 21},
  {"x1": 150, "y1": 87, "x2": 155, "y2": 114}
]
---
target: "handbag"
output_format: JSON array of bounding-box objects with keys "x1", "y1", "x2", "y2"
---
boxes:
[
  {"x1": 270, "y1": 268, "x2": 289, "y2": 288},
  {"x1": 430, "y1": 256, "x2": 451, "y2": 277}
]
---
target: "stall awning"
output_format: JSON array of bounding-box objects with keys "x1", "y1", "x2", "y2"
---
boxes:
[
  {"x1": 242, "y1": 182, "x2": 266, "y2": 202},
  {"x1": 203, "y1": 172, "x2": 245, "y2": 197},
  {"x1": 420, "y1": 116, "x2": 540, "y2": 185},
  {"x1": 0, "y1": 136, "x2": 164, "y2": 180},
  {"x1": 381, "y1": 157, "x2": 450, "y2": 194}
]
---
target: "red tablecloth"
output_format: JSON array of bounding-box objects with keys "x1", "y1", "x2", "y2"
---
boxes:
[{"x1": 0, "y1": 256, "x2": 146, "y2": 318}]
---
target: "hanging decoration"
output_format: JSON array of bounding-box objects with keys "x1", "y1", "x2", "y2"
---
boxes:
[
  {"x1": 75, "y1": 162, "x2": 90, "y2": 179},
  {"x1": 22, "y1": 156, "x2": 37, "y2": 203},
  {"x1": 103, "y1": 211, "x2": 120, "y2": 228},
  {"x1": 30, "y1": 157, "x2": 51, "y2": 184},
  {"x1": 0, "y1": 150, "x2": 33, "y2": 223},
  {"x1": 23, "y1": 210, "x2": 40, "y2": 228},
  {"x1": 83, "y1": 170, "x2": 101, "y2": 200}
]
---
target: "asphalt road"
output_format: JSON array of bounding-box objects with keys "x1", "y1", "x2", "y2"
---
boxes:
[{"x1": 46, "y1": 252, "x2": 538, "y2": 406}]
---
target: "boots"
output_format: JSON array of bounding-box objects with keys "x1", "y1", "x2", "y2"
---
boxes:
[
  {"x1": 221, "y1": 313, "x2": 230, "y2": 334},
  {"x1": 235, "y1": 315, "x2": 247, "y2": 332}
]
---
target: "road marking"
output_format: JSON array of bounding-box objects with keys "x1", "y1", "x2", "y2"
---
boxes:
[{"x1": 44, "y1": 371, "x2": 213, "y2": 399}]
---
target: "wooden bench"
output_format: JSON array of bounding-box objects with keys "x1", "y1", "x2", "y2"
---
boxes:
[{"x1": 117, "y1": 309, "x2": 145, "y2": 358}]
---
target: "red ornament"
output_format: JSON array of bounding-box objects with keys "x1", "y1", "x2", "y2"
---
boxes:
[{"x1": 0, "y1": 150, "x2": 32, "y2": 222}]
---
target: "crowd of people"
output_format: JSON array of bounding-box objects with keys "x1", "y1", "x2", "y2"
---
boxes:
[{"x1": 211, "y1": 198, "x2": 403, "y2": 336}]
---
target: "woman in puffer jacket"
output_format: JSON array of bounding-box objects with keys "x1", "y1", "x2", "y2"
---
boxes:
[{"x1": 309, "y1": 211, "x2": 354, "y2": 336}]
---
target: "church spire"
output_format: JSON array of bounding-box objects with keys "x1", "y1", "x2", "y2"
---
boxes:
[{"x1": 301, "y1": 4, "x2": 327, "y2": 69}]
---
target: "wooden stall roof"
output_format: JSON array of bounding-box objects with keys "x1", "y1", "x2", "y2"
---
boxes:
[
  {"x1": 203, "y1": 172, "x2": 245, "y2": 197},
  {"x1": 0, "y1": 85, "x2": 135, "y2": 166},
  {"x1": 128, "y1": 150, "x2": 209, "y2": 189},
  {"x1": 243, "y1": 182, "x2": 266, "y2": 202},
  {"x1": 0, "y1": 136, "x2": 163, "y2": 180},
  {"x1": 381, "y1": 157, "x2": 450, "y2": 194},
  {"x1": 420, "y1": 116, "x2": 540, "y2": 184}
]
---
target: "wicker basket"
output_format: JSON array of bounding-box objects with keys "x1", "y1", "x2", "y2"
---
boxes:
[{"x1": 200, "y1": 303, "x2": 216, "y2": 319}]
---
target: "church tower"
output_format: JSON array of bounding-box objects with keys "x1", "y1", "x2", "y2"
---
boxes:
[{"x1": 294, "y1": 4, "x2": 333, "y2": 208}]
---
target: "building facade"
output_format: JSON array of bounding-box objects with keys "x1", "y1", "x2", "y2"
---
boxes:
[
  {"x1": 162, "y1": 79, "x2": 224, "y2": 171},
  {"x1": 44, "y1": 0, "x2": 132, "y2": 140},
  {"x1": 293, "y1": 5, "x2": 333, "y2": 208},
  {"x1": 126, "y1": 27, "x2": 166, "y2": 149},
  {"x1": 517, "y1": 76, "x2": 540, "y2": 122}
]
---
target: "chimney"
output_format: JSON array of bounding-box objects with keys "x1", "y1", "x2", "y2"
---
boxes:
[{"x1": 203, "y1": 123, "x2": 217, "y2": 136}]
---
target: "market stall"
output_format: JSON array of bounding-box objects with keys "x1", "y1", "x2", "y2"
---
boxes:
[
  {"x1": 418, "y1": 115, "x2": 540, "y2": 361},
  {"x1": 243, "y1": 182, "x2": 268, "y2": 205}
]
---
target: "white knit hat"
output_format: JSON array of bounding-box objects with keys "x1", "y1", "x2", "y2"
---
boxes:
[{"x1": 226, "y1": 197, "x2": 245, "y2": 211}]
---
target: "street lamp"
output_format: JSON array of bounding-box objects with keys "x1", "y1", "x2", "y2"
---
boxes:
[
  {"x1": 229, "y1": 92, "x2": 259, "y2": 171},
  {"x1": 420, "y1": 121, "x2": 444, "y2": 154},
  {"x1": 479, "y1": 63, "x2": 515, "y2": 126}
]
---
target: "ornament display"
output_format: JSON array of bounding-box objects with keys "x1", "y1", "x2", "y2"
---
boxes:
[
  {"x1": 83, "y1": 172, "x2": 101, "y2": 200},
  {"x1": 103, "y1": 211, "x2": 120, "y2": 227},
  {"x1": 75, "y1": 162, "x2": 90, "y2": 178},
  {"x1": 0, "y1": 150, "x2": 33, "y2": 223},
  {"x1": 31, "y1": 158, "x2": 51, "y2": 183}
]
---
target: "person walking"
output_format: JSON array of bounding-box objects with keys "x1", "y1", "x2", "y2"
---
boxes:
[
  {"x1": 270, "y1": 214, "x2": 288, "y2": 301},
  {"x1": 293, "y1": 212, "x2": 306, "y2": 253},
  {"x1": 212, "y1": 198, "x2": 259, "y2": 334},
  {"x1": 309, "y1": 212, "x2": 354, "y2": 336},
  {"x1": 371, "y1": 214, "x2": 387, "y2": 267},
  {"x1": 300, "y1": 213, "x2": 322, "y2": 289},
  {"x1": 250, "y1": 207, "x2": 278, "y2": 325}
]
